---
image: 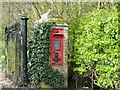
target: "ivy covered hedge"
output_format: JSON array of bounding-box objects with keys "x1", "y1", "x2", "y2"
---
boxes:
[
  {"x1": 68, "y1": 9, "x2": 120, "y2": 89},
  {"x1": 27, "y1": 22, "x2": 64, "y2": 88}
]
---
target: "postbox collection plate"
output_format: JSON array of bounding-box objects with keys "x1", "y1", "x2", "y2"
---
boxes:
[{"x1": 54, "y1": 40, "x2": 60, "y2": 50}]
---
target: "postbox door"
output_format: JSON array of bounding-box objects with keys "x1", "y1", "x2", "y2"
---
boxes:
[{"x1": 50, "y1": 28, "x2": 64, "y2": 66}]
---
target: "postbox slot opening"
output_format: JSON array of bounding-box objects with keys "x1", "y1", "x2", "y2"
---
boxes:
[{"x1": 53, "y1": 34, "x2": 63, "y2": 36}]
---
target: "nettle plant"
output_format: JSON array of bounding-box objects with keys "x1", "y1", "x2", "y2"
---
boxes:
[
  {"x1": 70, "y1": 9, "x2": 119, "y2": 88},
  {"x1": 27, "y1": 22, "x2": 64, "y2": 88}
]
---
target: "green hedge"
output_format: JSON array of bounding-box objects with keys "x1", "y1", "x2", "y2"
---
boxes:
[
  {"x1": 27, "y1": 22, "x2": 64, "y2": 88},
  {"x1": 68, "y1": 9, "x2": 120, "y2": 89}
]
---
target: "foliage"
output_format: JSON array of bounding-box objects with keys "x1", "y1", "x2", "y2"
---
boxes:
[
  {"x1": 2, "y1": 2, "x2": 119, "y2": 89},
  {"x1": 27, "y1": 22, "x2": 64, "y2": 88},
  {"x1": 68, "y1": 9, "x2": 119, "y2": 89}
]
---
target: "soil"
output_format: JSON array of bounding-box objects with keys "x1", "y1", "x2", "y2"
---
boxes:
[{"x1": 0, "y1": 72, "x2": 18, "y2": 89}]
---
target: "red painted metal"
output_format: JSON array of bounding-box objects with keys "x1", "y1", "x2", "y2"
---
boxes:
[{"x1": 50, "y1": 28, "x2": 64, "y2": 66}]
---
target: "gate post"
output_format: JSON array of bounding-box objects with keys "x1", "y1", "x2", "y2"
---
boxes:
[{"x1": 21, "y1": 15, "x2": 29, "y2": 86}]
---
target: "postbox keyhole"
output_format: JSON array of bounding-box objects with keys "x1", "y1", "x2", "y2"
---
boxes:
[{"x1": 52, "y1": 52, "x2": 61, "y2": 62}]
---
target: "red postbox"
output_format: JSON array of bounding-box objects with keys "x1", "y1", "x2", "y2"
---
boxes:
[{"x1": 50, "y1": 28, "x2": 64, "y2": 66}]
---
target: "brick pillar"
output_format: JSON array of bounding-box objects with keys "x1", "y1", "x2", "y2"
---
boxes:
[
  {"x1": 52, "y1": 23, "x2": 68, "y2": 88},
  {"x1": 40, "y1": 23, "x2": 68, "y2": 88}
]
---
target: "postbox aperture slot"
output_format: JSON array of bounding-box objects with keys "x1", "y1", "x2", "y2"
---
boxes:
[
  {"x1": 54, "y1": 40, "x2": 60, "y2": 50},
  {"x1": 53, "y1": 33, "x2": 63, "y2": 36}
]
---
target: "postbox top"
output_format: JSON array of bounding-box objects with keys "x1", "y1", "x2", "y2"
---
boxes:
[
  {"x1": 52, "y1": 23, "x2": 68, "y2": 27},
  {"x1": 52, "y1": 23, "x2": 68, "y2": 30}
]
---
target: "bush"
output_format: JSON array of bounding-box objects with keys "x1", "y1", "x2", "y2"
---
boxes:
[
  {"x1": 68, "y1": 9, "x2": 119, "y2": 89},
  {"x1": 27, "y1": 22, "x2": 64, "y2": 88}
]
